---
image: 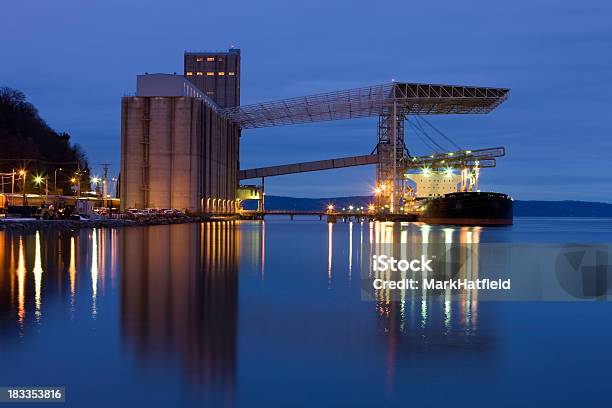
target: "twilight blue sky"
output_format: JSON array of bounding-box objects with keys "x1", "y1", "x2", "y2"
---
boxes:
[{"x1": 2, "y1": 0, "x2": 611, "y2": 201}]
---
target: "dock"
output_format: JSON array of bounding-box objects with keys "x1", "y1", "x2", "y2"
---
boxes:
[{"x1": 240, "y1": 210, "x2": 417, "y2": 223}]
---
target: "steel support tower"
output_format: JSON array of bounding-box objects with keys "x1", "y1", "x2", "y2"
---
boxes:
[{"x1": 376, "y1": 104, "x2": 407, "y2": 211}]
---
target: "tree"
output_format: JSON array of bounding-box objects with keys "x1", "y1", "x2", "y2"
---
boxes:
[{"x1": 0, "y1": 87, "x2": 90, "y2": 194}]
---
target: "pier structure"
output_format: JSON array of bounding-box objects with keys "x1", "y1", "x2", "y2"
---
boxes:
[
  {"x1": 231, "y1": 83, "x2": 508, "y2": 213},
  {"x1": 120, "y1": 48, "x2": 509, "y2": 215}
]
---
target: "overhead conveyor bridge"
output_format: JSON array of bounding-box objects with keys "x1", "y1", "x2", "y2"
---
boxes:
[{"x1": 238, "y1": 154, "x2": 379, "y2": 180}]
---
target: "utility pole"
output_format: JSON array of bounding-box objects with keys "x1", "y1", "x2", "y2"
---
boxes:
[
  {"x1": 100, "y1": 163, "x2": 110, "y2": 207},
  {"x1": 54, "y1": 167, "x2": 62, "y2": 195},
  {"x1": 259, "y1": 177, "x2": 265, "y2": 213},
  {"x1": 21, "y1": 171, "x2": 27, "y2": 206}
]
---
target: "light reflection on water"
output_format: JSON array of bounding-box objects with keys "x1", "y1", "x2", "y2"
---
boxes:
[{"x1": 0, "y1": 218, "x2": 611, "y2": 406}]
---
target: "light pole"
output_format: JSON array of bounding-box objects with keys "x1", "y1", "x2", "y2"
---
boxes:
[
  {"x1": 54, "y1": 167, "x2": 62, "y2": 195},
  {"x1": 374, "y1": 186, "x2": 382, "y2": 210},
  {"x1": 19, "y1": 169, "x2": 27, "y2": 206},
  {"x1": 70, "y1": 177, "x2": 78, "y2": 197},
  {"x1": 91, "y1": 176, "x2": 101, "y2": 197},
  {"x1": 34, "y1": 175, "x2": 46, "y2": 202}
]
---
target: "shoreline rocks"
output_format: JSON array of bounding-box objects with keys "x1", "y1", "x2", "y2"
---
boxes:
[{"x1": 0, "y1": 215, "x2": 240, "y2": 233}]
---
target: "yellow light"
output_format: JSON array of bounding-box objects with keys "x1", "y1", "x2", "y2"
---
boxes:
[
  {"x1": 196, "y1": 72, "x2": 203, "y2": 76},
  {"x1": 465, "y1": 150, "x2": 472, "y2": 154},
  {"x1": 206, "y1": 57, "x2": 215, "y2": 62},
  {"x1": 374, "y1": 187, "x2": 382, "y2": 195},
  {"x1": 327, "y1": 204, "x2": 334, "y2": 211},
  {"x1": 34, "y1": 176, "x2": 43, "y2": 184},
  {"x1": 91, "y1": 177, "x2": 100, "y2": 184},
  {"x1": 70, "y1": 178, "x2": 77, "y2": 183},
  {"x1": 18, "y1": 169, "x2": 26, "y2": 176},
  {"x1": 206, "y1": 72, "x2": 214, "y2": 76},
  {"x1": 218, "y1": 72, "x2": 225, "y2": 76},
  {"x1": 368, "y1": 204, "x2": 375, "y2": 211},
  {"x1": 380, "y1": 184, "x2": 387, "y2": 191},
  {"x1": 186, "y1": 72, "x2": 193, "y2": 76},
  {"x1": 448, "y1": 152, "x2": 454, "y2": 156}
]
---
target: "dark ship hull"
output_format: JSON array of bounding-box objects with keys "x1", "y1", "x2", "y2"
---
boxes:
[{"x1": 419, "y1": 192, "x2": 513, "y2": 226}]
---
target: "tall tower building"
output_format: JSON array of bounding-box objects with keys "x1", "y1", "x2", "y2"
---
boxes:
[{"x1": 184, "y1": 48, "x2": 241, "y2": 108}]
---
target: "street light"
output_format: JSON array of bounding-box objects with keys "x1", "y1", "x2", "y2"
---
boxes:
[
  {"x1": 70, "y1": 177, "x2": 79, "y2": 197},
  {"x1": 34, "y1": 175, "x2": 48, "y2": 200},
  {"x1": 91, "y1": 176, "x2": 102, "y2": 198},
  {"x1": 19, "y1": 169, "x2": 27, "y2": 205}
]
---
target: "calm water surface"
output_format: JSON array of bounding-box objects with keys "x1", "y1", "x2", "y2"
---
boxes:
[{"x1": 1, "y1": 218, "x2": 611, "y2": 407}]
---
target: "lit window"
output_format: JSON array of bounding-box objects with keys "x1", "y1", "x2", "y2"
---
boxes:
[
  {"x1": 228, "y1": 72, "x2": 235, "y2": 76},
  {"x1": 218, "y1": 58, "x2": 223, "y2": 62},
  {"x1": 196, "y1": 57, "x2": 204, "y2": 62},
  {"x1": 218, "y1": 72, "x2": 225, "y2": 76},
  {"x1": 206, "y1": 57, "x2": 215, "y2": 61},
  {"x1": 206, "y1": 91, "x2": 214, "y2": 95},
  {"x1": 186, "y1": 72, "x2": 193, "y2": 76},
  {"x1": 196, "y1": 72, "x2": 203, "y2": 76},
  {"x1": 206, "y1": 72, "x2": 214, "y2": 76}
]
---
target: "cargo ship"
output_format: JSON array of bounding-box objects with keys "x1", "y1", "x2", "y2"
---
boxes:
[{"x1": 418, "y1": 191, "x2": 513, "y2": 226}]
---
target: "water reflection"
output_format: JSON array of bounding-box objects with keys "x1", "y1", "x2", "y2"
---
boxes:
[
  {"x1": 361, "y1": 222, "x2": 490, "y2": 353},
  {"x1": 120, "y1": 222, "x2": 238, "y2": 397},
  {"x1": 69, "y1": 236, "x2": 76, "y2": 316},
  {"x1": 33, "y1": 231, "x2": 43, "y2": 322},
  {"x1": 0, "y1": 224, "x2": 240, "y2": 400},
  {"x1": 17, "y1": 236, "x2": 26, "y2": 329},
  {"x1": 0, "y1": 219, "x2": 497, "y2": 406},
  {"x1": 0, "y1": 229, "x2": 113, "y2": 336},
  {"x1": 91, "y1": 229, "x2": 98, "y2": 318},
  {"x1": 328, "y1": 222, "x2": 333, "y2": 288}
]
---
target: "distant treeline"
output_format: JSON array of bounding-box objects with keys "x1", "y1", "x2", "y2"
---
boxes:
[
  {"x1": 0, "y1": 87, "x2": 90, "y2": 194},
  {"x1": 243, "y1": 195, "x2": 612, "y2": 217}
]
